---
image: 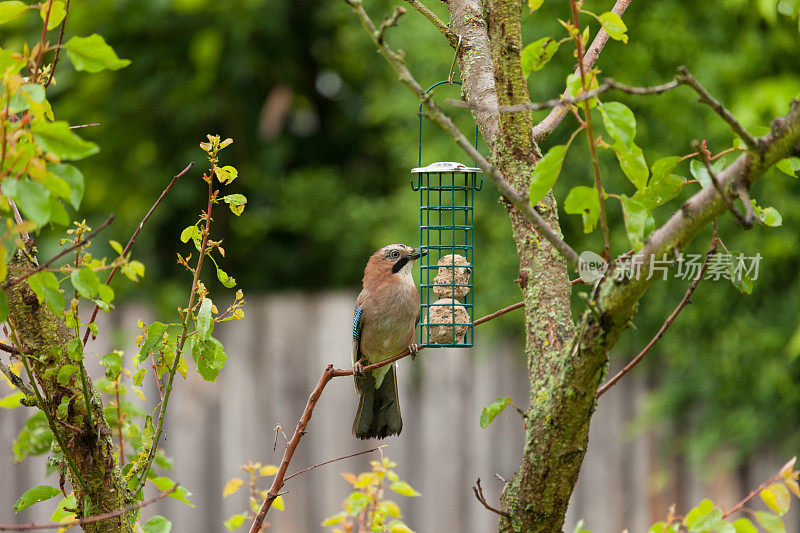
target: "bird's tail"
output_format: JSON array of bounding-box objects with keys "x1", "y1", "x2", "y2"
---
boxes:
[{"x1": 352, "y1": 365, "x2": 402, "y2": 439}]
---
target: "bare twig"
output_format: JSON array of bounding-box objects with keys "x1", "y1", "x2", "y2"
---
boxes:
[
  {"x1": 343, "y1": 0, "x2": 580, "y2": 267},
  {"x1": 676, "y1": 66, "x2": 758, "y2": 151},
  {"x1": 83, "y1": 162, "x2": 194, "y2": 344},
  {"x1": 721, "y1": 457, "x2": 796, "y2": 519},
  {"x1": 68, "y1": 123, "x2": 100, "y2": 130},
  {"x1": 445, "y1": 78, "x2": 680, "y2": 113},
  {"x1": 0, "y1": 358, "x2": 33, "y2": 396},
  {"x1": 472, "y1": 478, "x2": 510, "y2": 519},
  {"x1": 401, "y1": 0, "x2": 458, "y2": 48},
  {"x1": 694, "y1": 140, "x2": 752, "y2": 228},
  {"x1": 2, "y1": 215, "x2": 114, "y2": 289},
  {"x1": 284, "y1": 445, "x2": 386, "y2": 482},
  {"x1": 596, "y1": 232, "x2": 718, "y2": 397},
  {"x1": 0, "y1": 485, "x2": 177, "y2": 531},
  {"x1": 248, "y1": 299, "x2": 526, "y2": 532},
  {"x1": 377, "y1": 6, "x2": 407, "y2": 43},
  {"x1": 0, "y1": 341, "x2": 21, "y2": 355},
  {"x1": 532, "y1": 0, "x2": 633, "y2": 141},
  {"x1": 273, "y1": 424, "x2": 288, "y2": 452},
  {"x1": 43, "y1": 0, "x2": 71, "y2": 89}
]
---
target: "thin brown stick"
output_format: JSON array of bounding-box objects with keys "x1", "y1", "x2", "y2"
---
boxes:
[
  {"x1": 532, "y1": 0, "x2": 633, "y2": 141},
  {"x1": 283, "y1": 445, "x2": 386, "y2": 482},
  {"x1": 83, "y1": 162, "x2": 194, "y2": 344},
  {"x1": 2, "y1": 215, "x2": 114, "y2": 289},
  {"x1": 694, "y1": 140, "x2": 751, "y2": 228},
  {"x1": 677, "y1": 66, "x2": 758, "y2": 151},
  {"x1": 596, "y1": 233, "x2": 718, "y2": 397},
  {"x1": 0, "y1": 485, "x2": 177, "y2": 531},
  {"x1": 248, "y1": 298, "x2": 526, "y2": 532},
  {"x1": 30, "y1": 0, "x2": 53, "y2": 84},
  {"x1": 570, "y1": 0, "x2": 610, "y2": 260},
  {"x1": 721, "y1": 457, "x2": 796, "y2": 519},
  {"x1": 0, "y1": 358, "x2": 33, "y2": 396},
  {"x1": 401, "y1": 0, "x2": 459, "y2": 48},
  {"x1": 68, "y1": 123, "x2": 99, "y2": 130},
  {"x1": 0, "y1": 341, "x2": 21, "y2": 355},
  {"x1": 43, "y1": 0, "x2": 71, "y2": 89},
  {"x1": 377, "y1": 6, "x2": 406, "y2": 43},
  {"x1": 472, "y1": 478, "x2": 510, "y2": 519}
]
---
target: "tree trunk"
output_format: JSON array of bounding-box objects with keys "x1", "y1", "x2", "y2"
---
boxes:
[{"x1": 5, "y1": 251, "x2": 130, "y2": 532}]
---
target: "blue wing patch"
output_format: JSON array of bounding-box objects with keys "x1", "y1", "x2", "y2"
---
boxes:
[{"x1": 353, "y1": 305, "x2": 363, "y2": 341}]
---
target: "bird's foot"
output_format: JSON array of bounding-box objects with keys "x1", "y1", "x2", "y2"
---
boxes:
[
  {"x1": 408, "y1": 343, "x2": 421, "y2": 361},
  {"x1": 352, "y1": 360, "x2": 365, "y2": 376}
]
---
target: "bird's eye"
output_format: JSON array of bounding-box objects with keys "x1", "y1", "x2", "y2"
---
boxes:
[{"x1": 389, "y1": 250, "x2": 400, "y2": 260}]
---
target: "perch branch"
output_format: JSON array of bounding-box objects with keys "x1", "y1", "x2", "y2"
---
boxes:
[
  {"x1": 283, "y1": 445, "x2": 386, "y2": 482},
  {"x1": 343, "y1": 0, "x2": 580, "y2": 267},
  {"x1": 596, "y1": 230, "x2": 718, "y2": 397},
  {"x1": 248, "y1": 300, "x2": 525, "y2": 532},
  {"x1": 0, "y1": 485, "x2": 177, "y2": 531},
  {"x1": 472, "y1": 478, "x2": 510, "y2": 518},
  {"x1": 532, "y1": 0, "x2": 633, "y2": 141},
  {"x1": 83, "y1": 162, "x2": 194, "y2": 344},
  {"x1": 2, "y1": 215, "x2": 114, "y2": 289},
  {"x1": 676, "y1": 66, "x2": 758, "y2": 151},
  {"x1": 401, "y1": 0, "x2": 458, "y2": 48}
]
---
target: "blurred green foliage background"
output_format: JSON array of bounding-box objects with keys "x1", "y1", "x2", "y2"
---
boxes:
[{"x1": 4, "y1": 0, "x2": 800, "y2": 473}]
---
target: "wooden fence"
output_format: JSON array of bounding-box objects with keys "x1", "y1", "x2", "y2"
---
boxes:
[{"x1": 1, "y1": 292, "x2": 796, "y2": 532}]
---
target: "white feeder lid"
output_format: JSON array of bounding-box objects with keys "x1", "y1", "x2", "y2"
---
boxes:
[{"x1": 411, "y1": 161, "x2": 483, "y2": 174}]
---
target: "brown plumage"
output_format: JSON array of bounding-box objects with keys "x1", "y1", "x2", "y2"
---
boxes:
[{"x1": 351, "y1": 244, "x2": 423, "y2": 439}]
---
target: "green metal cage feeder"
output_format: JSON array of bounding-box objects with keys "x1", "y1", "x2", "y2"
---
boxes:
[{"x1": 411, "y1": 81, "x2": 482, "y2": 348}]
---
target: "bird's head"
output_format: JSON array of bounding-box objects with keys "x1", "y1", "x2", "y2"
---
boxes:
[{"x1": 365, "y1": 244, "x2": 426, "y2": 278}]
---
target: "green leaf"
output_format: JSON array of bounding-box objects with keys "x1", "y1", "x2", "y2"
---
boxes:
[
  {"x1": 754, "y1": 511, "x2": 785, "y2": 533},
  {"x1": 685, "y1": 499, "x2": 714, "y2": 528},
  {"x1": 70, "y1": 266, "x2": 100, "y2": 298},
  {"x1": 564, "y1": 185, "x2": 600, "y2": 233},
  {"x1": 599, "y1": 101, "x2": 637, "y2": 147},
  {"x1": 689, "y1": 159, "x2": 724, "y2": 188},
  {"x1": 613, "y1": 141, "x2": 649, "y2": 191},
  {"x1": 0, "y1": 1, "x2": 28, "y2": 25},
  {"x1": 732, "y1": 517, "x2": 758, "y2": 533},
  {"x1": 637, "y1": 172, "x2": 684, "y2": 209},
  {"x1": 222, "y1": 193, "x2": 247, "y2": 216},
  {"x1": 0, "y1": 48, "x2": 25, "y2": 77},
  {"x1": 521, "y1": 37, "x2": 560, "y2": 75},
  {"x1": 0, "y1": 291, "x2": 7, "y2": 323},
  {"x1": 27, "y1": 271, "x2": 64, "y2": 313},
  {"x1": 775, "y1": 156, "x2": 800, "y2": 177},
  {"x1": 66, "y1": 338, "x2": 83, "y2": 362},
  {"x1": 197, "y1": 298, "x2": 213, "y2": 341},
  {"x1": 40, "y1": 0, "x2": 66, "y2": 30},
  {"x1": 50, "y1": 494, "x2": 77, "y2": 522},
  {"x1": 650, "y1": 156, "x2": 682, "y2": 182},
  {"x1": 529, "y1": 144, "x2": 567, "y2": 206},
  {"x1": 98, "y1": 284, "x2": 114, "y2": 303},
  {"x1": 566, "y1": 72, "x2": 600, "y2": 108},
  {"x1": 121, "y1": 260, "x2": 145, "y2": 281},
  {"x1": 390, "y1": 481, "x2": 421, "y2": 497},
  {"x1": 191, "y1": 336, "x2": 227, "y2": 381},
  {"x1": 48, "y1": 197, "x2": 69, "y2": 227},
  {"x1": 216, "y1": 267, "x2": 236, "y2": 288},
  {"x1": 8, "y1": 83, "x2": 45, "y2": 114},
  {"x1": 345, "y1": 491, "x2": 369, "y2": 515},
  {"x1": 224, "y1": 513, "x2": 248, "y2": 531},
  {"x1": 2, "y1": 178, "x2": 51, "y2": 226},
  {"x1": 0, "y1": 391, "x2": 25, "y2": 408},
  {"x1": 13, "y1": 412, "x2": 53, "y2": 462},
  {"x1": 12, "y1": 485, "x2": 61, "y2": 512},
  {"x1": 619, "y1": 195, "x2": 649, "y2": 250},
  {"x1": 50, "y1": 164, "x2": 84, "y2": 210},
  {"x1": 139, "y1": 322, "x2": 167, "y2": 363},
  {"x1": 56, "y1": 365, "x2": 77, "y2": 386},
  {"x1": 599, "y1": 11, "x2": 628, "y2": 43},
  {"x1": 102, "y1": 352, "x2": 123, "y2": 381},
  {"x1": 528, "y1": 0, "x2": 544, "y2": 9},
  {"x1": 729, "y1": 255, "x2": 754, "y2": 294},
  {"x1": 479, "y1": 396, "x2": 512, "y2": 428},
  {"x1": 31, "y1": 120, "x2": 99, "y2": 161},
  {"x1": 143, "y1": 515, "x2": 172, "y2": 533},
  {"x1": 151, "y1": 477, "x2": 194, "y2": 507},
  {"x1": 214, "y1": 165, "x2": 238, "y2": 184},
  {"x1": 64, "y1": 34, "x2": 131, "y2": 72},
  {"x1": 761, "y1": 484, "x2": 791, "y2": 516},
  {"x1": 753, "y1": 204, "x2": 782, "y2": 227},
  {"x1": 321, "y1": 511, "x2": 347, "y2": 526}
]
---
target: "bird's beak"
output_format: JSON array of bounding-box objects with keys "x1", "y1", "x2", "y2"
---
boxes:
[{"x1": 409, "y1": 248, "x2": 427, "y2": 260}]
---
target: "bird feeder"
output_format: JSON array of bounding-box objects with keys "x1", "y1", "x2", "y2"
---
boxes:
[{"x1": 411, "y1": 81, "x2": 482, "y2": 348}]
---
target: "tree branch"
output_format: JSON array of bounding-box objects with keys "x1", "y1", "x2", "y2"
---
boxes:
[
  {"x1": 473, "y1": 478, "x2": 510, "y2": 519},
  {"x1": 596, "y1": 232, "x2": 717, "y2": 397},
  {"x1": 0, "y1": 485, "x2": 177, "y2": 531},
  {"x1": 248, "y1": 300, "x2": 525, "y2": 532},
  {"x1": 694, "y1": 140, "x2": 752, "y2": 228},
  {"x1": 677, "y1": 66, "x2": 758, "y2": 151},
  {"x1": 532, "y1": 0, "x2": 633, "y2": 142},
  {"x1": 2, "y1": 215, "x2": 115, "y2": 289},
  {"x1": 402, "y1": 0, "x2": 458, "y2": 48},
  {"x1": 0, "y1": 357, "x2": 33, "y2": 396},
  {"x1": 343, "y1": 0, "x2": 580, "y2": 267}
]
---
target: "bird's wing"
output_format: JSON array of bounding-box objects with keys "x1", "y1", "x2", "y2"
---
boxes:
[{"x1": 352, "y1": 303, "x2": 364, "y2": 367}]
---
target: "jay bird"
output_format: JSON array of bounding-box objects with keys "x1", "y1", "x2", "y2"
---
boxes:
[{"x1": 352, "y1": 244, "x2": 425, "y2": 439}]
